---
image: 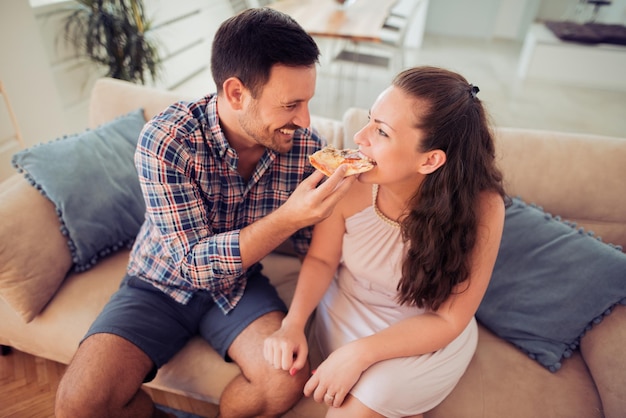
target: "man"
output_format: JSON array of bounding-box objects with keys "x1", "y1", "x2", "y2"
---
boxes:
[{"x1": 55, "y1": 8, "x2": 356, "y2": 418}]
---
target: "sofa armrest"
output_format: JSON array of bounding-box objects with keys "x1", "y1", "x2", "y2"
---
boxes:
[
  {"x1": 311, "y1": 114, "x2": 345, "y2": 148},
  {"x1": 0, "y1": 174, "x2": 72, "y2": 322},
  {"x1": 342, "y1": 108, "x2": 368, "y2": 149},
  {"x1": 89, "y1": 78, "x2": 346, "y2": 150},
  {"x1": 580, "y1": 304, "x2": 626, "y2": 418}
]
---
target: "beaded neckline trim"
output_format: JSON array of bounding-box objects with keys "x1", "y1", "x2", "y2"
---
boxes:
[{"x1": 372, "y1": 184, "x2": 401, "y2": 228}]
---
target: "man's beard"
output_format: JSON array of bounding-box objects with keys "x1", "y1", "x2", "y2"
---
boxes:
[{"x1": 239, "y1": 102, "x2": 296, "y2": 154}]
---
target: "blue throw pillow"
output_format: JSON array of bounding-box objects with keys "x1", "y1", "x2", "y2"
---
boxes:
[
  {"x1": 476, "y1": 197, "x2": 626, "y2": 372},
  {"x1": 12, "y1": 109, "x2": 147, "y2": 272}
]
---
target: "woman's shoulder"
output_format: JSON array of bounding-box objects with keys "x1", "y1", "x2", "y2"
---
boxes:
[
  {"x1": 338, "y1": 180, "x2": 372, "y2": 219},
  {"x1": 476, "y1": 190, "x2": 506, "y2": 231},
  {"x1": 478, "y1": 190, "x2": 505, "y2": 214}
]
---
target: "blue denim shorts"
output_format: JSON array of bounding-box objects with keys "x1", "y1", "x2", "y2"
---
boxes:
[{"x1": 83, "y1": 270, "x2": 287, "y2": 381}]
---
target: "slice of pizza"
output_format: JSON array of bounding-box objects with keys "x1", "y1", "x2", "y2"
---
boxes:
[{"x1": 309, "y1": 146, "x2": 376, "y2": 177}]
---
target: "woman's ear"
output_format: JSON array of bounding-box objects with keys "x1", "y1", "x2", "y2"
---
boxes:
[
  {"x1": 418, "y1": 149, "x2": 446, "y2": 174},
  {"x1": 222, "y1": 77, "x2": 247, "y2": 110}
]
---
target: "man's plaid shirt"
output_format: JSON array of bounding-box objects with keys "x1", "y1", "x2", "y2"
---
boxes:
[{"x1": 127, "y1": 94, "x2": 322, "y2": 314}]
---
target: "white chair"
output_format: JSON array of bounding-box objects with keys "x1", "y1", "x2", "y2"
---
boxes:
[
  {"x1": 234, "y1": 0, "x2": 272, "y2": 11},
  {"x1": 384, "y1": 0, "x2": 420, "y2": 36},
  {"x1": 562, "y1": 0, "x2": 613, "y2": 23},
  {"x1": 334, "y1": 0, "x2": 426, "y2": 74},
  {"x1": 317, "y1": 0, "x2": 427, "y2": 114},
  {"x1": 228, "y1": 0, "x2": 249, "y2": 14}
]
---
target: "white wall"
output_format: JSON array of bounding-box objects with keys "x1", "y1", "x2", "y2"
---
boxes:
[
  {"x1": 0, "y1": 0, "x2": 68, "y2": 141},
  {"x1": 493, "y1": 0, "x2": 542, "y2": 40},
  {"x1": 424, "y1": 0, "x2": 626, "y2": 40},
  {"x1": 425, "y1": 0, "x2": 503, "y2": 39},
  {"x1": 0, "y1": 0, "x2": 234, "y2": 182},
  {"x1": 0, "y1": 0, "x2": 68, "y2": 181},
  {"x1": 424, "y1": 0, "x2": 543, "y2": 40}
]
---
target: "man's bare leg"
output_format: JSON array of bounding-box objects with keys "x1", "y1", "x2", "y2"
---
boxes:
[
  {"x1": 55, "y1": 333, "x2": 168, "y2": 418},
  {"x1": 219, "y1": 311, "x2": 310, "y2": 418}
]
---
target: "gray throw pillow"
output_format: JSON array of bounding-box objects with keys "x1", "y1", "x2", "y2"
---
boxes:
[
  {"x1": 476, "y1": 197, "x2": 626, "y2": 372},
  {"x1": 12, "y1": 108, "x2": 147, "y2": 272}
]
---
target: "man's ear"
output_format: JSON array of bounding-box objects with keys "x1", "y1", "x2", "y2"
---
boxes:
[
  {"x1": 418, "y1": 149, "x2": 446, "y2": 174},
  {"x1": 222, "y1": 77, "x2": 247, "y2": 110}
]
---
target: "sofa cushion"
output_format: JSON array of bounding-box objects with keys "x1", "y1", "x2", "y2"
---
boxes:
[
  {"x1": 476, "y1": 197, "x2": 626, "y2": 372},
  {"x1": 0, "y1": 175, "x2": 73, "y2": 323},
  {"x1": 11, "y1": 108, "x2": 147, "y2": 273}
]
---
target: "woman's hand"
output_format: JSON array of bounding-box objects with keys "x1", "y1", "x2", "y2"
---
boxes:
[
  {"x1": 304, "y1": 342, "x2": 368, "y2": 408},
  {"x1": 263, "y1": 324, "x2": 309, "y2": 376}
]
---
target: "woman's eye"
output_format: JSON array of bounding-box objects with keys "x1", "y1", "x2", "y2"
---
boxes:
[{"x1": 377, "y1": 128, "x2": 388, "y2": 137}]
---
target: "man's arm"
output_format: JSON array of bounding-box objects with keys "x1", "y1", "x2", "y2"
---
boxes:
[{"x1": 238, "y1": 166, "x2": 355, "y2": 269}]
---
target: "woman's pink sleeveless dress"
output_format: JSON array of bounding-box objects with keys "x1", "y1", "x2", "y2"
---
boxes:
[{"x1": 314, "y1": 203, "x2": 478, "y2": 417}]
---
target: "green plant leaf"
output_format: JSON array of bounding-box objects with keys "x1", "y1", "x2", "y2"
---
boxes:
[{"x1": 62, "y1": 0, "x2": 161, "y2": 85}]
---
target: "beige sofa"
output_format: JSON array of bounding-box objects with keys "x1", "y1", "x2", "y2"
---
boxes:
[{"x1": 1, "y1": 77, "x2": 625, "y2": 418}]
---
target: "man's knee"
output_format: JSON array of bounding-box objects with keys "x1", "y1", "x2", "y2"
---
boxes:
[
  {"x1": 55, "y1": 333, "x2": 153, "y2": 418},
  {"x1": 55, "y1": 387, "x2": 83, "y2": 418},
  {"x1": 55, "y1": 346, "x2": 110, "y2": 418},
  {"x1": 265, "y1": 360, "x2": 311, "y2": 410},
  {"x1": 55, "y1": 372, "x2": 103, "y2": 418}
]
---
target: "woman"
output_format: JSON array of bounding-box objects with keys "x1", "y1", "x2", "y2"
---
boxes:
[{"x1": 264, "y1": 66, "x2": 507, "y2": 417}]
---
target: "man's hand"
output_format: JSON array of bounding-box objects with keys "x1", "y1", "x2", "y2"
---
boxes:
[
  {"x1": 238, "y1": 165, "x2": 356, "y2": 269},
  {"x1": 279, "y1": 165, "x2": 357, "y2": 230}
]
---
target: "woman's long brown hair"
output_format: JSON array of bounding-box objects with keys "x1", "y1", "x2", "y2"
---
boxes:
[{"x1": 394, "y1": 66, "x2": 507, "y2": 311}]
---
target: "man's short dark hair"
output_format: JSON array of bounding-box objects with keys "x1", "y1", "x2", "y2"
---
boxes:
[{"x1": 211, "y1": 8, "x2": 320, "y2": 97}]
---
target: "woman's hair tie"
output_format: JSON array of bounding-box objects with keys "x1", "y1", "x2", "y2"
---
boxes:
[{"x1": 469, "y1": 84, "x2": 480, "y2": 99}]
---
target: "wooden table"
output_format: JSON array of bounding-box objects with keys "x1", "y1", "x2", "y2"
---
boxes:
[{"x1": 268, "y1": 0, "x2": 397, "y2": 43}]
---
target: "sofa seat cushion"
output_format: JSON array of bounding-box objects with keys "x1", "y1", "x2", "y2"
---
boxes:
[
  {"x1": 427, "y1": 325, "x2": 602, "y2": 418},
  {"x1": 0, "y1": 250, "x2": 128, "y2": 362}
]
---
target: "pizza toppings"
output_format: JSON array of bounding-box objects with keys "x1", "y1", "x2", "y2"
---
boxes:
[{"x1": 309, "y1": 146, "x2": 376, "y2": 177}]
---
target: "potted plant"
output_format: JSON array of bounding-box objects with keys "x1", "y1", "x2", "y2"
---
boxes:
[{"x1": 63, "y1": 0, "x2": 160, "y2": 85}]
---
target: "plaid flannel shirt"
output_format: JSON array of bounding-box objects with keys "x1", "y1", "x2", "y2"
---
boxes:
[{"x1": 127, "y1": 94, "x2": 321, "y2": 314}]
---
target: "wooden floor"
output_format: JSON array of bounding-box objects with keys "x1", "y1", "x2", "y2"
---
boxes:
[{"x1": 0, "y1": 348, "x2": 220, "y2": 418}]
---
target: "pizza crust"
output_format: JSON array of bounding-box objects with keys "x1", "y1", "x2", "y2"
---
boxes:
[{"x1": 309, "y1": 146, "x2": 375, "y2": 177}]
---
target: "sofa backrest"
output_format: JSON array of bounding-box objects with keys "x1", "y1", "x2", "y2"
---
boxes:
[
  {"x1": 88, "y1": 77, "x2": 345, "y2": 149},
  {"x1": 493, "y1": 127, "x2": 626, "y2": 249},
  {"x1": 89, "y1": 78, "x2": 185, "y2": 129},
  {"x1": 88, "y1": 79, "x2": 625, "y2": 249},
  {"x1": 342, "y1": 107, "x2": 626, "y2": 250}
]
